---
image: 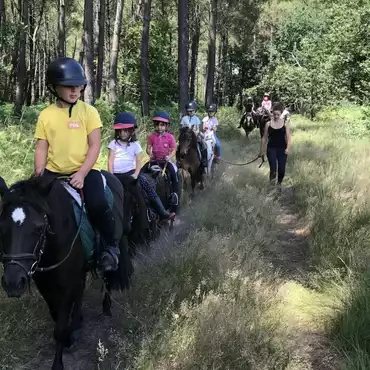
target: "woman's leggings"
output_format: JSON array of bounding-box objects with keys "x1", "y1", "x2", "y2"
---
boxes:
[{"x1": 267, "y1": 147, "x2": 287, "y2": 184}]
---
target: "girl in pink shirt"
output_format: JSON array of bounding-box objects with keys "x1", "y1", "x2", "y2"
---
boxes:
[
  {"x1": 146, "y1": 111, "x2": 179, "y2": 210},
  {"x1": 261, "y1": 93, "x2": 272, "y2": 111}
]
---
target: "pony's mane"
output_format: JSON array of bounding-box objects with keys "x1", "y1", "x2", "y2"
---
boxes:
[
  {"x1": 179, "y1": 126, "x2": 197, "y2": 142},
  {"x1": 2, "y1": 176, "x2": 52, "y2": 214}
]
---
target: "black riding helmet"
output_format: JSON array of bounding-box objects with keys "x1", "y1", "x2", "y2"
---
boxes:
[
  {"x1": 47, "y1": 57, "x2": 87, "y2": 117},
  {"x1": 207, "y1": 103, "x2": 217, "y2": 113},
  {"x1": 185, "y1": 101, "x2": 198, "y2": 112}
]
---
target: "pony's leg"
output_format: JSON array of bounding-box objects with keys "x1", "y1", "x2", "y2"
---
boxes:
[
  {"x1": 190, "y1": 171, "x2": 196, "y2": 196},
  {"x1": 52, "y1": 295, "x2": 75, "y2": 370},
  {"x1": 102, "y1": 281, "x2": 112, "y2": 317},
  {"x1": 199, "y1": 173, "x2": 205, "y2": 190},
  {"x1": 208, "y1": 154, "x2": 214, "y2": 179},
  {"x1": 70, "y1": 276, "x2": 86, "y2": 343}
]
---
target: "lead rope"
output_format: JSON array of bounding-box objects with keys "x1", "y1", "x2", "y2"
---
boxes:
[{"x1": 219, "y1": 155, "x2": 265, "y2": 168}]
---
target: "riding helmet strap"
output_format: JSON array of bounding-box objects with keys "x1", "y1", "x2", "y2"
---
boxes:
[{"x1": 47, "y1": 84, "x2": 86, "y2": 118}]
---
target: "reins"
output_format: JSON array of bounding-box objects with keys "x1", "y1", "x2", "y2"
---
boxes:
[
  {"x1": 34, "y1": 176, "x2": 84, "y2": 273},
  {"x1": 219, "y1": 155, "x2": 265, "y2": 168}
]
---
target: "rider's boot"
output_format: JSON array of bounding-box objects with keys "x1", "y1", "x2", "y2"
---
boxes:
[
  {"x1": 150, "y1": 195, "x2": 176, "y2": 220},
  {"x1": 99, "y1": 209, "x2": 120, "y2": 272}
]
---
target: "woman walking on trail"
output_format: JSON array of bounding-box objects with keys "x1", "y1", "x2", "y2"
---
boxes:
[{"x1": 260, "y1": 102, "x2": 292, "y2": 188}]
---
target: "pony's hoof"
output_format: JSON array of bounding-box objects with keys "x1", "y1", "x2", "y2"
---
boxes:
[
  {"x1": 52, "y1": 361, "x2": 64, "y2": 370},
  {"x1": 71, "y1": 328, "x2": 82, "y2": 345},
  {"x1": 103, "y1": 307, "x2": 112, "y2": 317},
  {"x1": 199, "y1": 183, "x2": 205, "y2": 190}
]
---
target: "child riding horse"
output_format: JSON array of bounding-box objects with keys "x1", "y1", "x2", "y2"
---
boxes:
[
  {"x1": 108, "y1": 111, "x2": 175, "y2": 221},
  {"x1": 145, "y1": 111, "x2": 179, "y2": 212}
]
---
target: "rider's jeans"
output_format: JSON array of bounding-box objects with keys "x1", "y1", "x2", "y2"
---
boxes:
[
  {"x1": 43, "y1": 169, "x2": 117, "y2": 246},
  {"x1": 267, "y1": 147, "x2": 287, "y2": 184},
  {"x1": 214, "y1": 134, "x2": 221, "y2": 157},
  {"x1": 166, "y1": 162, "x2": 179, "y2": 194}
]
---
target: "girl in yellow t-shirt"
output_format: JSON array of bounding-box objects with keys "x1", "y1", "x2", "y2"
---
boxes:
[{"x1": 34, "y1": 57, "x2": 119, "y2": 272}]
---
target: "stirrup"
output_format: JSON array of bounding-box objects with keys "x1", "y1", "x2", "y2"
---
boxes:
[
  {"x1": 170, "y1": 192, "x2": 179, "y2": 206},
  {"x1": 100, "y1": 248, "x2": 119, "y2": 271}
]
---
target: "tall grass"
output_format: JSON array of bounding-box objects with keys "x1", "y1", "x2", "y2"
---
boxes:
[{"x1": 287, "y1": 105, "x2": 370, "y2": 369}]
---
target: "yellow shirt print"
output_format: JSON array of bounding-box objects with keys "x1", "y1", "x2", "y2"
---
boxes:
[{"x1": 34, "y1": 100, "x2": 102, "y2": 174}]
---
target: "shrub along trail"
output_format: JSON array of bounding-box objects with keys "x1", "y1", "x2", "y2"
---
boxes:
[{"x1": 0, "y1": 115, "x2": 345, "y2": 369}]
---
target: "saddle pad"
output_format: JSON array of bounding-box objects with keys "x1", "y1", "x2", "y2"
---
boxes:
[{"x1": 61, "y1": 174, "x2": 113, "y2": 260}]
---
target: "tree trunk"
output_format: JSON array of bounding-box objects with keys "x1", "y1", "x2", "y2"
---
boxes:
[
  {"x1": 0, "y1": 0, "x2": 5, "y2": 37},
  {"x1": 93, "y1": 0, "x2": 100, "y2": 55},
  {"x1": 205, "y1": 0, "x2": 217, "y2": 106},
  {"x1": 140, "y1": 0, "x2": 151, "y2": 116},
  {"x1": 42, "y1": 47, "x2": 46, "y2": 98},
  {"x1": 72, "y1": 35, "x2": 77, "y2": 59},
  {"x1": 109, "y1": 0, "x2": 124, "y2": 105},
  {"x1": 178, "y1": 0, "x2": 189, "y2": 116},
  {"x1": 32, "y1": 51, "x2": 39, "y2": 104},
  {"x1": 83, "y1": 0, "x2": 95, "y2": 105},
  {"x1": 189, "y1": 3, "x2": 200, "y2": 101},
  {"x1": 58, "y1": 0, "x2": 66, "y2": 56},
  {"x1": 96, "y1": 0, "x2": 105, "y2": 99},
  {"x1": 79, "y1": 28, "x2": 85, "y2": 65},
  {"x1": 26, "y1": 0, "x2": 34, "y2": 105},
  {"x1": 217, "y1": 31, "x2": 226, "y2": 105},
  {"x1": 14, "y1": 0, "x2": 28, "y2": 115}
]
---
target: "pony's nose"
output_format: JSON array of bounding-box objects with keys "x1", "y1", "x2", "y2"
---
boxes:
[{"x1": 1, "y1": 268, "x2": 28, "y2": 298}]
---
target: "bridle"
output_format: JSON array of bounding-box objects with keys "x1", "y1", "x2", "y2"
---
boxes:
[
  {"x1": 179, "y1": 129, "x2": 194, "y2": 156},
  {"x1": 1, "y1": 190, "x2": 84, "y2": 278},
  {"x1": 1, "y1": 214, "x2": 50, "y2": 277}
]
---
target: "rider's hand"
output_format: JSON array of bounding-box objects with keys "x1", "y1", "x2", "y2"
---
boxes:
[
  {"x1": 285, "y1": 148, "x2": 289, "y2": 155},
  {"x1": 131, "y1": 173, "x2": 138, "y2": 179},
  {"x1": 165, "y1": 155, "x2": 170, "y2": 161},
  {"x1": 69, "y1": 171, "x2": 86, "y2": 189},
  {"x1": 34, "y1": 167, "x2": 45, "y2": 177}
]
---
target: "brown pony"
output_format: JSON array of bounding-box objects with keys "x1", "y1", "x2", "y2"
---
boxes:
[{"x1": 177, "y1": 127, "x2": 204, "y2": 194}]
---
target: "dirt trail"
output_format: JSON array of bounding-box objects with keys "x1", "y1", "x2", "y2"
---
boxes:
[
  {"x1": 267, "y1": 187, "x2": 311, "y2": 282},
  {"x1": 265, "y1": 187, "x2": 340, "y2": 370}
]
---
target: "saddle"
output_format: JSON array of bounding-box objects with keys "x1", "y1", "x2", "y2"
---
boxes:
[{"x1": 60, "y1": 173, "x2": 114, "y2": 261}]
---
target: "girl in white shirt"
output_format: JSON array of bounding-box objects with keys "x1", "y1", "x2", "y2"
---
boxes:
[
  {"x1": 202, "y1": 103, "x2": 221, "y2": 161},
  {"x1": 108, "y1": 112, "x2": 175, "y2": 220}
]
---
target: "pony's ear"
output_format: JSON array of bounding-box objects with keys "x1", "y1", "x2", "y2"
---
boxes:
[{"x1": 0, "y1": 176, "x2": 8, "y2": 198}]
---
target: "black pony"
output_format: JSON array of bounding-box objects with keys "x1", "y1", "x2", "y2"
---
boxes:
[
  {"x1": 0, "y1": 173, "x2": 133, "y2": 370},
  {"x1": 239, "y1": 111, "x2": 257, "y2": 137},
  {"x1": 255, "y1": 108, "x2": 271, "y2": 138},
  {"x1": 141, "y1": 161, "x2": 179, "y2": 229},
  {"x1": 115, "y1": 173, "x2": 159, "y2": 254}
]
